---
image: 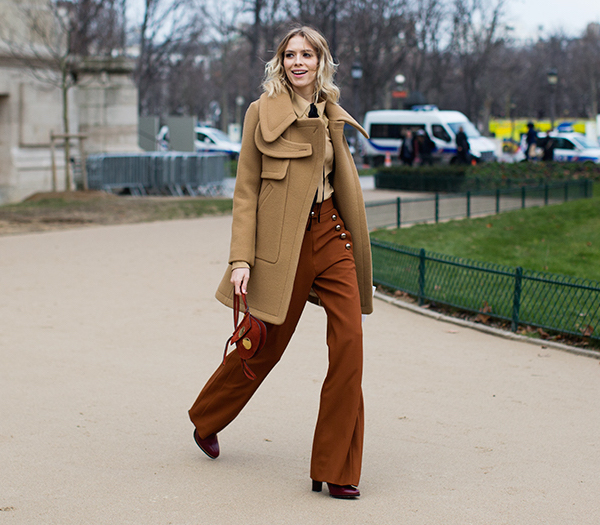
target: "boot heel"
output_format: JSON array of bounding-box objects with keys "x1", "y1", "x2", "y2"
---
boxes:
[{"x1": 312, "y1": 480, "x2": 323, "y2": 492}]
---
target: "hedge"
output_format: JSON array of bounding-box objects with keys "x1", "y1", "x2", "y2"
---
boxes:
[{"x1": 375, "y1": 162, "x2": 600, "y2": 192}]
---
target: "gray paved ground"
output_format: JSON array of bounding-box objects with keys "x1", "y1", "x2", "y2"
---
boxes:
[{"x1": 1, "y1": 214, "x2": 600, "y2": 524}]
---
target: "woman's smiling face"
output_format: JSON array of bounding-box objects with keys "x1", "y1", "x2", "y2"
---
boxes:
[{"x1": 283, "y1": 35, "x2": 319, "y2": 101}]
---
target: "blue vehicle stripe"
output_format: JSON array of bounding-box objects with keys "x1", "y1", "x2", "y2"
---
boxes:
[
  {"x1": 366, "y1": 139, "x2": 458, "y2": 155},
  {"x1": 365, "y1": 140, "x2": 397, "y2": 152}
]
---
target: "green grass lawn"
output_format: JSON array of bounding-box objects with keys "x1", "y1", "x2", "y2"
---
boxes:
[{"x1": 370, "y1": 186, "x2": 600, "y2": 283}]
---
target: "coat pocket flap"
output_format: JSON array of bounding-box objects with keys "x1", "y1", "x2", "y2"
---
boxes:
[
  {"x1": 255, "y1": 128, "x2": 312, "y2": 159},
  {"x1": 261, "y1": 157, "x2": 290, "y2": 179}
]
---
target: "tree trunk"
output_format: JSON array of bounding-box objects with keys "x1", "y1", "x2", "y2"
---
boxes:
[
  {"x1": 137, "y1": 0, "x2": 152, "y2": 113},
  {"x1": 62, "y1": 65, "x2": 72, "y2": 191},
  {"x1": 248, "y1": 0, "x2": 263, "y2": 100},
  {"x1": 590, "y1": 72, "x2": 598, "y2": 119}
]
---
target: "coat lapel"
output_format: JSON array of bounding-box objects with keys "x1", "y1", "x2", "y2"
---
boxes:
[
  {"x1": 258, "y1": 90, "x2": 369, "y2": 141},
  {"x1": 254, "y1": 127, "x2": 313, "y2": 158},
  {"x1": 258, "y1": 91, "x2": 298, "y2": 143},
  {"x1": 257, "y1": 91, "x2": 315, "y2": 158},
  {"x1": 325, "y1": 102, "x2": 369, "y2": 138},
  {"x1": 255, "y1": 90, "x2": 368, "y2": 159}
]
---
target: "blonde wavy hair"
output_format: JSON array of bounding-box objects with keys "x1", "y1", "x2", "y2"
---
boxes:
[{"x1": 262, "y1": 26, "x2": 340, "y2": 103}]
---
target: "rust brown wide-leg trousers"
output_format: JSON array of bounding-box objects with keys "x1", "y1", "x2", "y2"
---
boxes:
[{"x1": 188, "y1": 198, "x2": 364, "y2": 486}]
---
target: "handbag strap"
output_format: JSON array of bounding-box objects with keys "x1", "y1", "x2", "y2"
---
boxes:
[
  {"x1": 232, "y1": 293, "x2": 249, "y2": 329},
  {"x1": 223, "y1": 293, "x2": 260, "y2": 381},
  {"x1": 223, "y1": 294, "x2": 248, "y2": 366}
]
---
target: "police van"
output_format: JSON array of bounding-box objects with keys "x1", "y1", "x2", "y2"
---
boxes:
[{"x1": 358, "y1": 106, "x2": 497, "y2": 166}]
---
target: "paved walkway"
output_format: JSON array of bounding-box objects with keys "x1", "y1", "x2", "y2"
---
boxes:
[{"x1": 1, "y1": 215, "x2": 599, "y2": 524}]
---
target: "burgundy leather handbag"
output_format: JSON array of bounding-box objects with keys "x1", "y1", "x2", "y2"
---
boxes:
[{"x1": 222, "y1": 294, "x2": 267, "y2": 380}]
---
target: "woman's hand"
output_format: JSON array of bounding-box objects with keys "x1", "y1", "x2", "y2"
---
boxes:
[{"x1": 231, "y1": 268, "x2": 250, "y2": 296}]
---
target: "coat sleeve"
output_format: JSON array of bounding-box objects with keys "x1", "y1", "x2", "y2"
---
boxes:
[{"x1": 228, "y1": 101, "x2": 262, "y2": 267}]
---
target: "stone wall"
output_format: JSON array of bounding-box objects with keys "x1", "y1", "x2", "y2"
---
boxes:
[
  {"x1": 76, "y1": 57, "x2": 140, "y2": 155},
  {"x1": 0, "y1": 63, "x2": 71, "y2": 203},
  {"x1": 0, "y1": 56, "x2": 139, "y2": 204}
]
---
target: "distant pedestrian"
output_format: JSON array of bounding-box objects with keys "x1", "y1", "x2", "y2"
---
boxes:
[
  {"x1": 399, "y1": 130, "x2": 415, "y2": 166},
  {"x1": 525, "y1": 121, "x2": 538, "y2": 161},
  {"x1": 542, "y1": 131, "x2": 555, "y2": 161},
  {"x1": 415, "y1": 129, "x2": 435, "y2": 166},
  {"x1": 455, "y1": 126, "x2": 470, "y2": 164}
]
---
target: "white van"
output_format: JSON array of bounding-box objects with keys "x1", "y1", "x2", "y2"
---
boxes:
[{"x1": 358, "y1": 106, "x2": 497, "y2": 166}]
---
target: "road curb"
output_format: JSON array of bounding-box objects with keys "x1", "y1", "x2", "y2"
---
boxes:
[{"x1": 374, "y1": 290, "x2": 600, "y2": 360}]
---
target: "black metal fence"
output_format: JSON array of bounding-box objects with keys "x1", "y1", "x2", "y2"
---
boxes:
[
  {"x1": 86, "y1": 152, "x2": 228, "y2": 196},
  {"x1": 371, "y1": 239, "x2": 600, "y2": 342},
  {"x1": 365, "y1": 179, "x2": 593, "y2": 230}
]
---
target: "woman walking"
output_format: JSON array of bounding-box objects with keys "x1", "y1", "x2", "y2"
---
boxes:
[{"x1": 188, "y1": 26, "x2": 373, "y2": 499}]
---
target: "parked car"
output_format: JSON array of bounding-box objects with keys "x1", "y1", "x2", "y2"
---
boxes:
[
  {"x1": 547, "y1": 132, "x2": 600, "y2": 163},
  {"x1": 157, "y1": 126, "x2": 241, "y2": 159},
  {"x1": 518, "y1": 131, "x2": 600, "y2": 163}
]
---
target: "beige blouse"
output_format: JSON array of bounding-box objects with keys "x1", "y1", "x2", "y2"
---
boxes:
[{"x1": 290, "y1": 92, "x2": 334, "y2": 203}]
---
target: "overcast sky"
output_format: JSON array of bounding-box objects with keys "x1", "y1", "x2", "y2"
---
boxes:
[{"x1": 507, "y1": 0, "x2": 600, "y2": 38}]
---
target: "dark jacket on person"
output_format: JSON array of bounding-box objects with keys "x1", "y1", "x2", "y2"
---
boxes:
[
  {"x1": 541, "y1": 135, "x2": 555, "y2": 161},
  {"x1": 399, "y1": 135, "x2": 415, "y2": 165},
  {"x1": 526, "y1": 128, "x2": 538, "y2": 147},
  {"x1": 456, "y1": 130, "x2": 470, "y2": 163},
  {"x1": 416, "y1": 132, "x2": 435, "y2": 164}
]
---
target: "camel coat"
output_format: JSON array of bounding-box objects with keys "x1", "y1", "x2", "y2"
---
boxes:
[{"x1": 215, "y1": 91, "x2": 373, "y2": 325}]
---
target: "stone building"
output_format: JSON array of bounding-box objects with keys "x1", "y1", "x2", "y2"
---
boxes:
[{"x1": 0, "y1": 0, "x2": 139, "y2": 204}]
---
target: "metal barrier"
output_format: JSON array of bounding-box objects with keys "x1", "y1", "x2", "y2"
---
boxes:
[
  {"x1": 365, "y1": 179, "x2": 593, "y2": 230},
  {"x1": 86, "y1": 152, "x2": 228, "y2": 196},
  {"x1": 371, "y1": 239, "x2": 600, "y2": 342}
]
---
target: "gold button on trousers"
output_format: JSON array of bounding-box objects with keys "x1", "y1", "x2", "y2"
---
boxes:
[{"x1": 189, "y1": 198, "x2": 364, "y2": 486}]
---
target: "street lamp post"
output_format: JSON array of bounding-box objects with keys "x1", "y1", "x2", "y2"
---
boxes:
[
  {"x1": 394, "y1": 74, "x2": 406, "y2": 109},
  {"x1": 233, "y1": 95, "x2": 245, "y2": 142},
  {"x1": 235, "y1": 96, "x2": 245, "y2": 126},
  {"x1": 547, "y1": 68, "x2": 558, "y2": 130},
  {"x1": 351, "y1": 61, "x2": 363, "y2": 121}
]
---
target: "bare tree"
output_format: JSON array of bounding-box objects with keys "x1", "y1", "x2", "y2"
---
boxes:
[
  {"x1": 336, "y1": 0, "x2": 411, "y2": 118},
  {"x1": 287, "y1": 0, "x2": 339, "y2": 55},
  {"x1": 66, "y1": 0, "x2": 126, "y2": 56},
  {"x1": 136, "y1": 0, "x2": 206, "y2": 116},
  {"x1": 235, "y1": 0, "x2": 287, "y2": 100},
  {"x1": 127, "y1": 0, "x2": 600, "y2": 132},
  {"x1": 576, "y1": 23, "x2": 600, "y2": 118},
  {"x1": 448, "y1": 0, "x2": 507, "y2": 123},
  {"x1": 404, "y1": 0, "x2": 448, "y2": 99}
]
